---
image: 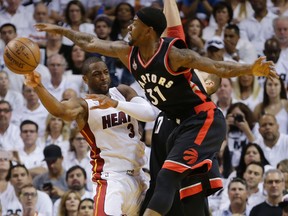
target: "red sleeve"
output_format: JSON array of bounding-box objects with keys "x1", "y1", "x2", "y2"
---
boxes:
[{"x1": 167, "y1": 25, "x2": 185, "y2": 42}]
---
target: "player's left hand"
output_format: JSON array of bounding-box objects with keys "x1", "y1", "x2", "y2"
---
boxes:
[
  {"x1": 86, "y1": 94, "x2": 118, "y2": 109},
  {"x1": 251, "y1": 56, "x2": 279, "y2": 79}
]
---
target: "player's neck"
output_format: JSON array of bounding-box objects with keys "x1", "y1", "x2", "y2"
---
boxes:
[{"x1": 139, "y1": 41, "x2": 160, "y2": 64}]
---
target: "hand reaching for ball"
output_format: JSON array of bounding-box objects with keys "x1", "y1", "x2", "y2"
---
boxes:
[{"x1": 24, "y1": 71, "x2": 41, "y2": 88}]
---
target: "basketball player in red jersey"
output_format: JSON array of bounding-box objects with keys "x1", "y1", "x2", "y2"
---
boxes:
[
  {"x1": 24, "y1": 57, "x2": 157, "y2": 216},
  {"x1": 35, "y1": 6, "x2": 277, "y2": 215}
]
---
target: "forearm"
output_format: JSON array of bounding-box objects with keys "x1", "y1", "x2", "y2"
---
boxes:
[
  {"x1": 34, "y1": 83, "x2": 66, "y2": 118},
  {"x1": 116, "y1": 97, "x2": 158, "y2": 122}
]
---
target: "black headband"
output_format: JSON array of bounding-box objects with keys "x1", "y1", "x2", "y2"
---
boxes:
[{"x1": 136, "y1": 8, "x2": 166, "y2": 35}]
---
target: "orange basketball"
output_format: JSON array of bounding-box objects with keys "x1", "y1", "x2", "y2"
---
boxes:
[{"x1": 3, "y1": 37, "x2": 40, "y2": 74}]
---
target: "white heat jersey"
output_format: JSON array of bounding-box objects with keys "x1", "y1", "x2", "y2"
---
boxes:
[{"x1": 81, "y1": 87, "x2": 146, "y2": 182}]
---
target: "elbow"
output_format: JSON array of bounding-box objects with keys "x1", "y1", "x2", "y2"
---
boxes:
[{"x1": 141, "y1": 108, "x2": 158, "y2": 122}]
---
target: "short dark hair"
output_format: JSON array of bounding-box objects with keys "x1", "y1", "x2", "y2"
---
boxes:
[
  {"x1": 212, "y1": 2, "x2": 233, "y2": 24},
  {"x1": 82, "y1": 56, "x2": 105, "y2": 75},
  {"x1": 0, "y1": 100, "x2": 12, "y2": 111},
  {"x1": 20, "y1": 120, "x2": 39, "y2": 132},
  {"x1": 6, "y1": 164, "x2": 29, "y2": 181},
  {"x1": 0, "y1": 23, "x2": 17, "y2": 33},
  {"x1": 94, "y1": 15, "x2": 112, "y2": 27},
  {"x1": 66, "y1": 165, "x2": 87, "y2": 181},
  {"x1": 228, "y1": 177, "x2": 248, "y2": 190},
  {"x1": 65, "y1": 0, "x2": 86, "y2": 24},
  {"x1": 78, "y1": 198, "x2": 94, "y2": 210},
  {"x1": 245, "y1": 161, "x2": 264, "y2": 176},
  {"x1": 225, "y1": 24, "x2": 240, "y2": 36}
]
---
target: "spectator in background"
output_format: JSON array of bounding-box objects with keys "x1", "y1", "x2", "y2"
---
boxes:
[
  {"x1": 239, "y1": 0, "x2": 278, "y2": 56},
  {"x1": 250, "y1": 169, "x2": 284, "y2": 216},
  {"x1": 184, "y1": 17, "x2": 206, "y2": 56},
  {"x1": 277, "y1": 159, "x2": 288, "y2": 194},
  {"x1": 215, "y1": 78, "x2": 237, "y2": 117},
  {"x1": 33, "y1": 145, "x2": 68, "y2": 203},
  {"x1": 254, "y1": 78, "x2": 288, "y2": 134},
  {"x1": 0, "y1": 0, "x2": 33, "y2": 37},
  {"x1": 273, "y1": 16, "x2": 288, "y2": 53},
  {"x1": 58, "y1": 190, "x2": 81, "y2": 216},
  {"x1": 258, "y1": 37, "x2": 286, "y2": 88},
  {"x1": 279, "y1": 194, "x2": 288, "y2": 216},
  {"x1": 202, "y1": 1, "x2": 233, "y2": 41},
  {"x1": 232, "y1": 75, "x2": 263, "y2": 111},
  {"x1": 92, "y1": 15, "x2": 118, "y2": 87},
  {"x1": 181, "y1": 0, "x2": 217, "y2": 24},
  {"x1": 213, "y1": 177, "x2": 249, "y2": 216},
  {"x1": 110, "y1": 2, "x2": 135, "y2": 86},
  {"x1": 224, "y1": 103, "x2": 257, "y2": 172},
  {"x1": 0, "y1": 70, "x2": 24, "y2": 125},
  {"x1": 19, "y1": 184, "x2": 41, "y2": 216},
  {"x1": 228, "y1": 0, "x2": 254, "y2": 24},
  {"x1": 67, "y1": 45, "x2": 88, "y2": 75},
  {"x1": 43, "y1": 114, "x2": 70, "y2": 155},
  {"x1": 53, "y1": 165, "x2": 93, "y2": 216},
  {"x1": 223, "y1": 23, "x2": 258, "y2": 63},
  {"x1": 0, "y1": 100, "x2": 24, "y2": 151},
  {"x1": 18, "y1": 120, "x2": 47, "y2": 178},
  {"x1": 63, "y1": 128, "x2": 92, "y2": 191},
  {"x1": 78, "y1": 198, "x2": 94, "y2": 216},
  {"x1": 45, "y1": 54, "x2": 80, "y2": 101},
  {"x1": 28, "y1": 2, "x2": 50, "y2": 47},
  {"x1": 62, "y1": 1, "x2": 95, "y2": 46},
  {"x1": 4, "y1": 164, "x2": 52, "y2": 216},
  {"x1": 255, "y1": 113, "x2": 288, "y2": 167},
  {"x1": 20, "y1": 85, "x2": 49, "y2": 138}
]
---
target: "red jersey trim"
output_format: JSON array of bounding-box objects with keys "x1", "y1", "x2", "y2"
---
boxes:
[
  {"x1": 128, "y1": 46, "x2": 133, "y2": 72},
  {"x1": 180, "y1": 182, "x2": 203, "y2": 199},
  {"x1": 163, "y1": 159, "x2": 212, "y2": 173},
  {"x1": 210, "y1": 178, "x2": 223, "y2": 189},
  {"x1": 195, "y1": 109, "x2": 215, "y2": 145},
  {"x1": 137, "y1": 38, "x2": 164, "y2": 68},
  {"x1": 94, "y1": 180, "x2": 108, "y2": 216},
  {"x1": 167, "y1": 25, "x2": 185, "y2": 41},
  {"x1": 164, "y1": 38, "x2": 191, "y2": 76}
]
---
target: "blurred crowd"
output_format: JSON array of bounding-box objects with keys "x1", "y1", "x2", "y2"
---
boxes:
[{"x1": 0, "y1": 0, "x2": 288, "y2": 215}]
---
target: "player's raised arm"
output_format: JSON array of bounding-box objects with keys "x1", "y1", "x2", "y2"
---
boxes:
[
  {"x1": 34, "y1": 23, "x2": 131, "y2": 67},
  {"x1": 24, "y1": 71, "x2": 87, "y2": 125},
  {"x1": 169, "y1": 47, "x2": 278, "y2": 79}
]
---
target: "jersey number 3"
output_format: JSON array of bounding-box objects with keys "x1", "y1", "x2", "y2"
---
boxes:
[{"x1": 146, "y1": 86, "x2": 166, "y2": 105}]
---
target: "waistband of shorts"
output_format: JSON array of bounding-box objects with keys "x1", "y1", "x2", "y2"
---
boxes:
[
  {"x1": 175, "y1": 101, "x2": 216, "y2": 124},
  {"x1": 95, "y1": 169, "x2": 141, "y2": 179}
]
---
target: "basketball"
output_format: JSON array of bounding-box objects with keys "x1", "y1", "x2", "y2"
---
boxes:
[{"x1": 3, "y1": 37, "x2": 40, "y2": 74}]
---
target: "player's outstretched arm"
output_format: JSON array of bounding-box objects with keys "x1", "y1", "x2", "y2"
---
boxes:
[
  {"x1": 170, "y1": 48, "x2": 278, "y2": 79},
  {"x1": 24, "y1": 71, "x2": 86, "y2": 123},
  {"x1": 86, "y1": 85, "x2": 157, "y2": 122},
  {"x1": 35, "y1": 23, "x2": 130, "y2": 67}
]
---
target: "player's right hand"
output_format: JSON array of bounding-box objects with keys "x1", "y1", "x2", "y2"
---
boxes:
[
  {"x1": 34, "y1": 23, "x2": 61, "y2": 33},
  {"x1": 24, "y1": 71, "x2": 41, "y2": 88}
]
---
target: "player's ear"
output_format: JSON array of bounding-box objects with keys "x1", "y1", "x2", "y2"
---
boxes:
[
  {"x1": 82, "y1": 75, "x2": 88, "y2": 84},
  {"x1": 205, "y1": 80, "x2": 214, "y2": 87}
]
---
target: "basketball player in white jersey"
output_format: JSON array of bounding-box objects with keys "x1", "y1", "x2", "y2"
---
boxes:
[{"x1": 24, "y1": 56, "x2": 158, "y2": 216}]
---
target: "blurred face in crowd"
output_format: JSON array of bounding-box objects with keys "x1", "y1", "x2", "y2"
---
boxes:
[
  {"x1": 216, "y1": 78, "x2": 233, "y2": 101},
  {"x1": 33, "y1": 3, "x2": 49, "y2": 23},
  {"x1": 278, "y1": 164, "x2": 288, "y2": 190},
  {"x1": 258, "y1": 115, "x2": 280, "y2": 143},
  {"x1": 71, "y1": 45, "x2": 85, "y2": 63},
  {"x1": 46, "y1": 157, "x2": 63, "y2": 176},
  {"x1": 78, "y1": 200, "x2": 94, "y2": 216},
  {"x1": 264, "y1": 172, "x2": 285, "y2": 199},
  {"x1": 94, "y1": 20, "x2": 111, "y2": 40},
  {"x1": 20, "y1": 123, "x2": 38, "y2": 147},
  {"x1": 0, "y1": 102, "x2": 12, "y2": 128},
  {"x1": 224, "y1": 28, "x2": 239, "y2": 49},
  {"x1": 274, "y1": 19, "x2": 288, "y2": 47},
  {"x1": 187, "y1": 19, "x2": 202, "y2": 37},
  {"x1": 264, "y1": 38, "x2": 281, "y2": 62},
  {"x1": 72, "y1": 132, "x2": 88, "y2": 154},
  {"x1": 65, "y1": 192, "x2": 80, "y2": 211},
  {"x1": 265, "y1": 78, "x2": 281, "y2": 99},
  {"x1": 244, "y1": 164, "x2": 263, "y2": 189},
  {"x1": 116, "y1": 4, "x2": 133, "y2": 22},
  {"x1": 6, "y1": 0, "x2": 22, "y2": 13},
  {"x1": 19, "y1": 186, "x2": 38, "y2": 210},
  {"x1": 0, "y1": 151, "x2": 11, "y2": 172},
  {"x1": 228, "y1": 181, "x2": 248, "y2": 206},
  {"x1": 238, "y1": 75, "x2": 254, "y2": 88},
  {"x1": 244, "y1": 146, "x2": 261, "y2": 165},
  {"x1": 10, "y1": 167, "x2": 30, "y2": 190},
  {"x1": 68, "y1": 4, "x2": 82, "y2": 24},
  {"x1": 0, "y1": 72, "x2": 9, "y2": 92},
  {"x1": 23, "y1": 86, "x2": 39, "y2": 105},
  {"x1": 67, "y1": 168, "x2": 86, "y2": 191},
  {"x1": 215, "y1": 7, "x2": 230, "y2": 26},
  {"x1": 0, "y1": 25, "x2": 17, "y2": 44}
]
